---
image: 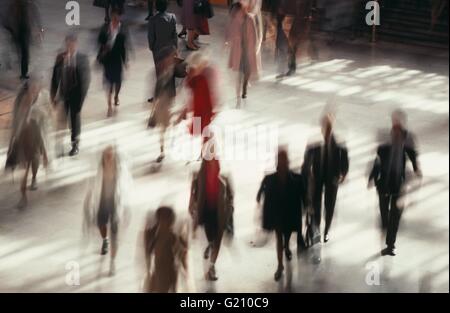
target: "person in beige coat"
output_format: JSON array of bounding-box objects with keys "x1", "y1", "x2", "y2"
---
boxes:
[{"x1": 226, "y1": 0, "x2": 262, "y2": 104}]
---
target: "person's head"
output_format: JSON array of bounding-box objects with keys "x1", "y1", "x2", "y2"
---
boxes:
[
  {"x1": 102, "y1": 145, "x2": 117, "y2": 171},
  {"x1": 110, "y1": 9, "x2": 121, "y2": 27},
  {"x1": 391, "y1": 110, "x2": 407, "y2": 142},
  {"x1": 155, "y1": 206, "x2": 175, "y2": 230},
  {"x1": 391, "y1": 109, "x2": 407, "y2": 130},
  {"x1": 65, "y1": 33, "x2": 78, "y2": 55},
  {"x1": 321, "y1": 113, "x2": 334, "y2": 141},
  {"x1": 156, "y1": 0, "x2": 168, "y2": 13},
  {"x1": 276, "y1": 148, "x2": 289, "y2": 174}
]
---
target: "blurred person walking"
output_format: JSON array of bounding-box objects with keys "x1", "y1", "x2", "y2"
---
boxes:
[
  {"x1": 148, "y1": 0, "x2": 178, "y2": 101},
  {"x1": 148, "y1": 46, "x2": 187, "y2": 163},
  {"x1": 50, "y1": 34, "x2": 91, "y2": 157},
  {"x1": 226, "y1": 0, "x2": 262, "y2": 104},
  {"x1": 302, "y1": 114, "x2": 349, "y2": 243},
  {"x1": 5, "y1": 77, "x2": 52, "y2": 208},
  {"x1": 257, "y1": 148, "x2": 306, "y2": 281},
  {"x1": 97, "y1": 9, "x2": 130, "y2": 117},
  {"x1": 180, "y1": 52, "x2": 217, "y2": 149},
  {"x1": 189, "y1": 157, "x2": 234, "y2": 281},
  {"x1": 368, "y1": 110, "x2": 422, "y2": 256},
  {"x1": 143, "y1": 206, "x2": 189, "y2": 292},
  {"x1": 2, "y1": 0, "x2": 43, "y2": 80},
  {"x1": 181, "y1": 0, "x2": 212, "y2": 50},
  {"x1": 83, "y1": 145, "x2": 132, "y2": 275}
]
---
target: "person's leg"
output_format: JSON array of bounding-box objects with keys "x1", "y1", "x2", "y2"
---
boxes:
[
  {"x1": 30, "y1": 156, "x2": 39, "y2": 190},
  {"x1": 378, "y1": 193, "x2": 390, "y2": 231},
  {"x1": 157, "y1": 126, "x2": 166, "y2": 162},
  {"x1": 242, "y1": 69, "x2": 251, "y2": 99},
  {"x1": 109, "y1": 220, "x2": 119, "y2": 275},
  {"x1": 313, "y1": 183, "x2": 323, "y2": 228},
  {"x1": 284, "y1": 231, "x2": 292, "y2": 260},
  {"x1": 187, "y1": 30, "x2": 198, "y2": 50},
  {"x1": 274, "y1": 230, "x2": 284, "y2": 281},
  {"x1": 107, "y1": 83, "x2": 113, "y2": 116},
  {"x1": 385, "y1": 194, "x2": 403, "y2": 252},
  {"x1": 114, "y1": 81, "x2": 121, "y2": 106},
  {"x1": 324, "y1": 184, "x2": 338, "y2": 241},
  {"x1": 69, "y1": 107, "x2": 81, "y2": 155},
  {"x1": 19, "y1": 161, "x2": 31, "y2": 208}
]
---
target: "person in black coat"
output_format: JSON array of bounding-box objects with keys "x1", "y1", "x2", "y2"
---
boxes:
[
  {"x1": 3, "y1": 0, "x2": 43, "y2": 80},
  {"x1": 368, "y1": 110, "x2": 422, "y2": 256},
  {"x1": 302, "y1": 114, "x2": 349, "y2": 243},
  {"x1": 98, "y1": 9, "x2": 129, "y2": 117},
  {"x1": 257, "y1": 148, "x2": 306, "y2": 281},
  {"x1": 50, "y1": 34, "x2": 91, "y2": 157}
]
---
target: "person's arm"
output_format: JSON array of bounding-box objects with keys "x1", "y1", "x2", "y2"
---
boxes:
[
  {"x1": 368, "y1": 154, "x2": 380, "y2": 188},
  {"x1": 50, "y1": 55, "x2": 61, "y2": 104},
  {"x1": 340, "y1": 145, "x2": 349, "y2": 182},
  {"x1": 256, "y1": 176, "x2": 267, "y2": 203}
]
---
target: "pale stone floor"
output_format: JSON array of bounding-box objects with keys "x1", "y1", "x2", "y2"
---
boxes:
[{"x1": 0, "y1": 0, "x2": 448, "y2": 293}]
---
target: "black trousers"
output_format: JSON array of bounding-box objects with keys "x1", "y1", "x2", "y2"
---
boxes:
[
  {"x1": 378, "y1": 193, "x2": 403, "y2": 248},
  {"x1": 313, "y1": 182, "x2": 338, "y2": 236},
  {"x1": 65, "y1": 102, "x2": 81, "y2": 145}
]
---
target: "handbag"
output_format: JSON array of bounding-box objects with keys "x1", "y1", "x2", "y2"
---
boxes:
[
  {"x1": 93, "y1": 0, "x2": 108, "y2": 9},
  {"x1": 194, "y1": 0, "x2": 214, "y2": 19}
]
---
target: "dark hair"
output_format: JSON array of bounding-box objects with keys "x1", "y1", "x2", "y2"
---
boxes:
[{"x1": 156, "y1": 0, "x2": 168, "y2": 13}]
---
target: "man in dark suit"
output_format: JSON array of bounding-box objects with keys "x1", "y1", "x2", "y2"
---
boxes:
[
  {"x1": 148, "y1": 0, "x2": 177, "y2": 77},
  {"x1": 302, "y1": 114, "x2": 349, "y2": 243},
  {"x1": 50, "y1": 34, "x2": 91, "y2": 156},
  {"x1": 369, "y1": 110, "x2": 422, "y2": 256}
]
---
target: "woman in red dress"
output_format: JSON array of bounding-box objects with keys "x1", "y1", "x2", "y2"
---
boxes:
[{"x1": 184, "y1": 53, "x2": 217, "y2": 143}]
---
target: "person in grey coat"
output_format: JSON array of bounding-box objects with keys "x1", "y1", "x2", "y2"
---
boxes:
[{"x1": 148, "y1": 0, "x2": 178, "y2": 77}]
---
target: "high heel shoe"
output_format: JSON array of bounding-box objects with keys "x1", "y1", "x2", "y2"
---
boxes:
[{"x1": 178, "y1": 31, "x2": 187, "y2": 38}]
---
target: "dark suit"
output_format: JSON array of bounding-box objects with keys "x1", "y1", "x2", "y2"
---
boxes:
[
  {"x1": 257, "y1": 171, "x2": 307, "y2": 247},
  {"x1": 302, "y1": 135, "x2": 349, "y2": 236},
  {"x1": 51, "y1": 52, "x2": 91, "y2": 145},
  {"x1": 148, "y1": 11, "x2": 178, "y2": 76},
  {"x1": 369, "y1": 130, "x2": 419, "y2": 249}
]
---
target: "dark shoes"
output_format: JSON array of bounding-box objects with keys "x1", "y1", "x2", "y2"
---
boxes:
[
  {"x1": 274, "y1": 266, "x2": 284, "y2": 281},
  {"x1": 285, "y1": 248, "x2": 292, "y2": 261},
  {"x1": 20, "y1": 75, "x2": 30, "y2": 80},
  {"x1": 381, "y1": 247, "x2": 396, "y2": 256},
  {"x1": 101, "y1": 239, "x2": 109, "y2": 255},
  {"x1": 205, "y1": 265, "x2": 218, "y2": 281},
  {"x1": 203, "y1": 244, "x2": 211, "y2": 260},
  {"x1": 178, "y1": 31, "x2": 187, "y2": 38},
  {"x1": 69, "y1": 145, "x2": 79, "y2": 157},
  {"x1": 324, "y1": 233, "x2": 330, "y2": 243}
]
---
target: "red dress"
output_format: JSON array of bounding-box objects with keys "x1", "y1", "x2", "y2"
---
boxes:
[{"x1": 186, "y1": 67, "x2": 216, "y2": 136}]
